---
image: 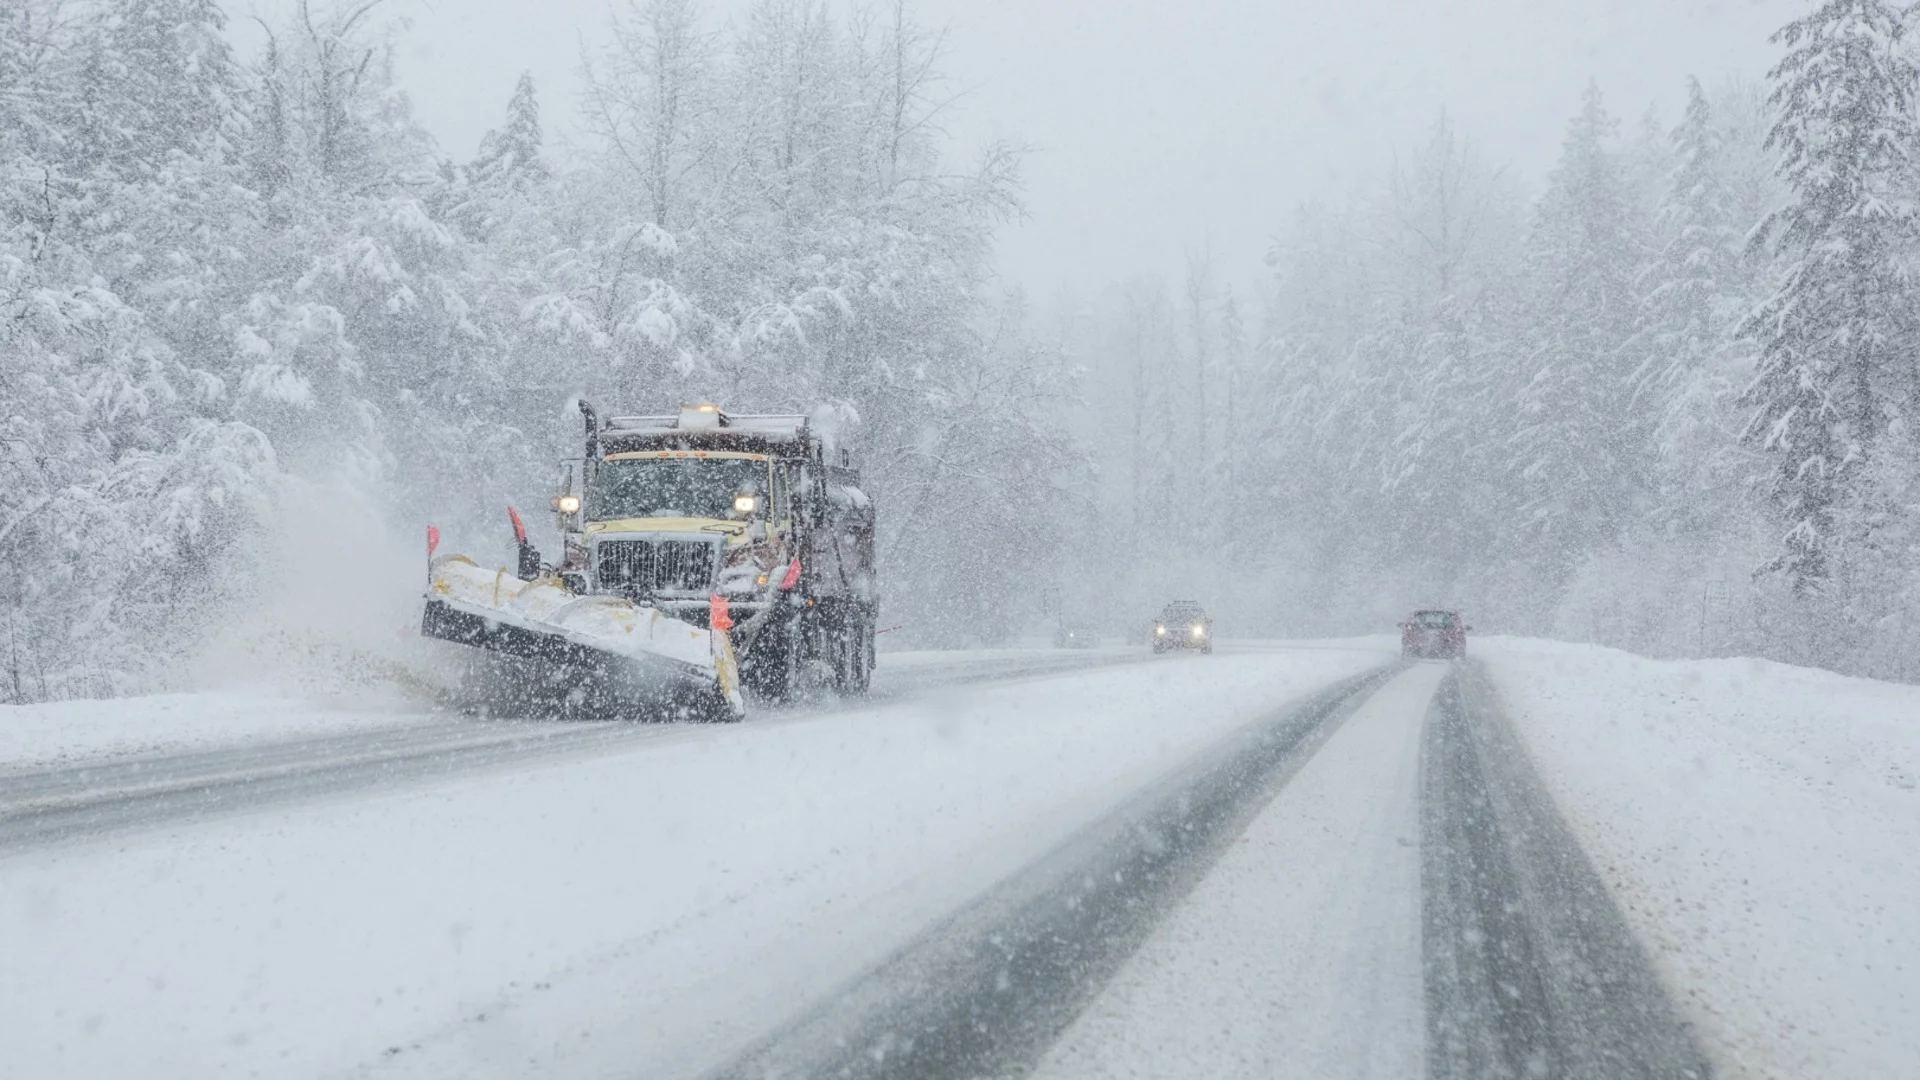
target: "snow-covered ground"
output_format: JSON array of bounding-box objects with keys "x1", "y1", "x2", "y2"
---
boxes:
[
  {"x1": 0, "y1": 689, "x2": 442, "y2": 770},
  {"x1": 1480, "y1": 638, "x2": 1920, "y2": 1080},
  {"x1": 0, "y1": 646, "x2": 1138, "y2": 771},
  {"x1": 0, "y1": 645, "x2": 1386, "y2": 1080},
  {"x1": 11, "y1": 634, "x2": 1912, "y2": 1080},
  {"x1": 876, "y1": 644, "x2": 1137, "y2": 670},
  {"x1": 1037, "y1": 663, "x2": 1440, "y2": 1079}
]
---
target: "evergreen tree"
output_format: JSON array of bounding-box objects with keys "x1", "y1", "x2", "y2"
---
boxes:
[
  {"x1": 472, "y1": 71, "x2": 546, "y2": 187},
  {"x1": 101, "y1": 0, "x2": 241, "y2": 168},
  {"x1": 1509, "y1": 82, "x2": 1648, "y2": 573},
  {"x1": 457, "y1": 72, "x2": 549, "y2": 242},
  {"x1": 1637, "y1": 77, "x2": 1748, "y2": 529},
  {"x1": 1740, "y1": 0, "x2": 1920, "y2": 591}
]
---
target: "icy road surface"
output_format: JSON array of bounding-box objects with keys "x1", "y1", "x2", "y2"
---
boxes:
[
  {"x1": 1034, "y1": 663, "x2": 1439, "y2": 1079},
  {"x1": 4, "y1": 639, "x2": 1904, "y2": 1080},
  {"x1": 0, "y1": 644, "x2": 1383, "y2": 1080}
]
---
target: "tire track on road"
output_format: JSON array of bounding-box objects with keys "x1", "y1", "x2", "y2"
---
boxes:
[
  {"x1": 701, "y1": 664, "x2": 1401, "y2": 1080},
  {"x1": 1420, "y1": 661, "x2": 1714, "y2": 1080}
]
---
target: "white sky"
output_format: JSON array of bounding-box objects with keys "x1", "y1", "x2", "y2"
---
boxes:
[{"x1": 235, "y1": 0, "x2": 1803, "y2": 294}]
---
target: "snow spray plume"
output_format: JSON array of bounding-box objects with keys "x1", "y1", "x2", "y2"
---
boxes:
[{"x1": 183, "y1": 473, "x2": 440, "y2": 706}]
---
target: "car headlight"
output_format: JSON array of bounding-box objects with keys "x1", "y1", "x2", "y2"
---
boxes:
[
  {"x1": 1191, "y1": 624, "x2": 1205, "y2": 637},
  {"x1": 1155, "y1": 625, "x2": 1167, "y2": 636}
]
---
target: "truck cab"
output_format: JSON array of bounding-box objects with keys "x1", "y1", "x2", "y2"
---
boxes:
[{"x1": 554, "y1": 403, "x2": 877, "y2": 699}]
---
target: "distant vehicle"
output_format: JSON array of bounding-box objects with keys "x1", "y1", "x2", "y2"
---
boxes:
[
  {"x1": 1401, "y1": 609, "x2": 1468, "y2": 659},
  {"x1": 1054, "y1": 624, "x2": 1100, "y2": 649},
  {"x1": 1153, "y1": 601, "x2": 1212, "y2": 654}
]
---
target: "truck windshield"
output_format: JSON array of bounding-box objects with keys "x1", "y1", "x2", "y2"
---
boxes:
[{"x1": 588, "y1": 458, "x2": 760, "y2": 520}]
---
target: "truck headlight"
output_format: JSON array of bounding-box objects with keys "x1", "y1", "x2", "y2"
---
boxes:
[
  {"x1": 556, "y1": 494, "x2": 581, "y2": 514},
  {"x1": 733, "y1": 494, "x2": 758, "y2": 515},
  {"x1": 1155, "y1": 625, "x2": 1167, "y2": 636},
  {"x1": 1191, "y1": 624, "x2": 1205, "y2": 637}
]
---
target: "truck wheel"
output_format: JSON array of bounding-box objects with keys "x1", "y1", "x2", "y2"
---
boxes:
[
  {"x1": 680, "y1": 685, "x2": 744, "y2": 723},
  {"x1": 844, "y1": 619, "x2": 874, "y2": 694},
  {"x1": 830, "y1": 615, "x2": 871, "y2": 695},
  {"x1": 742, "y1": 619, "x2": 800, "y2": 702}
]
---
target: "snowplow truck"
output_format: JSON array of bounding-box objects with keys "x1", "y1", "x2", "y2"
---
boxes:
[{"x1": 547, "y1": 402, "x2": 877, "y2": 701}]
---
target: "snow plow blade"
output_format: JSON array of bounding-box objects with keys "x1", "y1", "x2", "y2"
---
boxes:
[{"x1": 421, "y1": 554, "x2": 744, "y2": 722}]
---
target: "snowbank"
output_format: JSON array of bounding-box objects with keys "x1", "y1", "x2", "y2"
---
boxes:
[{"x1": 1479, "y1": 637, "x2": 1920, "y2": 1080}]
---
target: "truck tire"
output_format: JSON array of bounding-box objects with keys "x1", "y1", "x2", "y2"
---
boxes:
[
  {"x1": 835, "y1": 616, "x2": 873, "y2": 695},
  {"x1": 742, "y1": 615, "x2": 800, "y2": 702}
]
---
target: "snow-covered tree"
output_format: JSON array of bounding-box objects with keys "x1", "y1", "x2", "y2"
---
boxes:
[
  {"x1": 1508, "y1": 83, "x2": 1650, "y2": 577},
  {"x1": 1635, "y1": 78, "x2": 1754, "y2": 531},
  {"x1": 98, "y1": 0, "x2": 241, "y2": 168},
  {"x1": 1740, "y1": 0, "x2": 1920, "y2": 592},
  {"x1": 473, "y1": 72, "x2": 546, "y2": 187},
  {"x1": 582, "y1": 0, "x2": 712, "y2": 230}
]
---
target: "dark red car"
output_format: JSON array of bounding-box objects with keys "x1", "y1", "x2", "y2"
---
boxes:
[{"x1": 1401, "y1": 609, "x2": 1468, "y2": 659}]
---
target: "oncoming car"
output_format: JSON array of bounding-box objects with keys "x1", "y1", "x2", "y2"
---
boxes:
[
  {"x1": 1153, "y1": 601, "x2": 1212, "y2": 654},
  {"x1": 1401, "y1": 609, "x2": 1468, "y2": 660}
]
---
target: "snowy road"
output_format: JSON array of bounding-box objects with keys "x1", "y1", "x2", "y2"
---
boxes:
[
  {"x1": 1034, "y1": 663, "x2": 1439, "y2": 1080},
  {"x1": 0, "y1": 647, "x2": 1148, "y2": 853},
  {"x1": 1421, "y1": 664, "x2": 1711, "y2": 1080},
  {"x1": 1, "y1": 644, "x2": 1726, "y2": 1079},
  {"x1": 701, "y1": 659, "x2": 1707, "y2": 1080},
  {"x1": 711, "y1": 665, "x2": 1399, "y2": 1079},
  {"x1": 1, "y1": 644, "x2": 1385, "y2": 1079}
]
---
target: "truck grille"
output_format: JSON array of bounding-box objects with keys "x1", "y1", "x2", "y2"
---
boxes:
[{"x1": 595, "y1": 539, "x2": 717, "y2": 594}]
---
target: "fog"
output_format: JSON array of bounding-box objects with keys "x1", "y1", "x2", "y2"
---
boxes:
[
  {"x1": 9, "y1": 7, "x2": 1920, "y2": 1075},
  {"x1": 254, "y1": 0, "x2": 1800, "y2": 290},
  {"x1": 7, "y1": 0, "x2": 1920, "y2": 698}
]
